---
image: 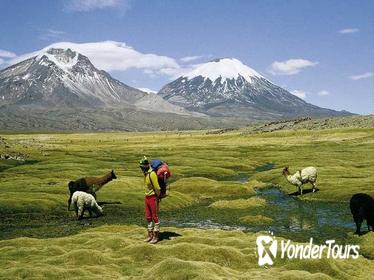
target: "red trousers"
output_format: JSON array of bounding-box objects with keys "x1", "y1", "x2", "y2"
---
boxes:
[{"x1": 144, "y1": 195, "x2": 159, "y2": 223}]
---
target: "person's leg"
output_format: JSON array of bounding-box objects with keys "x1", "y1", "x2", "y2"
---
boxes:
[
  {"x1": 144, "y1": 196, "x2": 154, "y2": 242},
  {"x1": 149, "y1": 196, "x2": 160, "y2": 244}
]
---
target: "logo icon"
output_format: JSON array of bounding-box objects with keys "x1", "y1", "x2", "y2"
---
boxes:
[{"x1": 256, "y1": 234, "x2": 278, "y2": 266}]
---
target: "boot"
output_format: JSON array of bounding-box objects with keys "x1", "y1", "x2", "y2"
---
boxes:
[
  {"x1": 144, "y1": 230, "x2": 153, "y2": 242},
  {"x1": 149, "y1": 231, "x2": 159, "y2": 244}
]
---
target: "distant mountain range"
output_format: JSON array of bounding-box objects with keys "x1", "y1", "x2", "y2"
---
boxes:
[
  {"x1": 0, "y1": 48, "x2": 192, "y2": 115},
  {"x1": 159, "y1": 58, "x2": 351, "y2": 119},
  {"x1": 0, "y1": 49, "x2": 352, "y2": 131}
]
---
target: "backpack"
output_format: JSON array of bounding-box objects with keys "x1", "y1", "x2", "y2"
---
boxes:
[
  {"x1": 151, "y1": 159, "x2": 171, "y2": 180},
  {"x1": 150, "y1": 159, "x2": 171, "y2": 198}
]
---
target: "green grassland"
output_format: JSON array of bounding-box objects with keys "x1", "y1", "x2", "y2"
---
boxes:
[{"x1": 0, "y1": 126, "x2": 373, "y2": 279}]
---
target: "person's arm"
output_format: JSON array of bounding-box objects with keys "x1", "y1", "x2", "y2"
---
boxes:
[{"x1": 150, "y1": 172, "x2": 161, "y2": 196}]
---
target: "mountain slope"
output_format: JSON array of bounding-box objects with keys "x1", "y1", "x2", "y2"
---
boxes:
[
  {"x1": 0, "y1": 48, "x2": 249, "y2": 131},
  {"x1": 0, "y1": 48, "x2": 192, "y2": 116},
  {"x1": 0, "y1": 48, "x2": 139, "y2": 107},
  {"x1": 158, "y1": 58, "x2": 351, "y2": 119},
  {"x1": 0, "y1": 105, "x2": 247, "y2": 131}
]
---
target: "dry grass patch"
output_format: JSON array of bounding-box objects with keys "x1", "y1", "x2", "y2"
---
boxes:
[
  {"x1": 239, "y1": 215, "x2": 273, "y2": 225},
  {"x1": 209, "y1": 197, "x2": 266, "y2": 209}
]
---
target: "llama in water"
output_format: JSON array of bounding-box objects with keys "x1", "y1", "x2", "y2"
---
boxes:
[
  {"x1": 67, "y1": 170, "x2": 117, "y2": 210},
  {"x1": 282, "y1": 166, "x2": 317, "y2": 195},
  {"x1": 71, "y1": 191, "x2": 103, "y2": 220},
  {"x1": 350, "y1": 193, "x2": 374, "y2": 235}
]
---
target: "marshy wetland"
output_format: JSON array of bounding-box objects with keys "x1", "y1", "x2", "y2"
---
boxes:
[{"x1": 0, "y1": 126, "x2": 373, "y2": 279}]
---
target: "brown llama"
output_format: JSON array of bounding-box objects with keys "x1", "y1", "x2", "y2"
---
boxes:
[{"x1": 67, "y1": 170, "x2": 117, "y2": 210}]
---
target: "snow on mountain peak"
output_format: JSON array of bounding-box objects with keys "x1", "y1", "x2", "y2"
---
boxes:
[
  {"x1": 36, "y1": 48, "x2": 79, "y2": 72},
  {"x1": 184, "y1": 58, "x2": 263, "y2": 82},
  {"x1": 137, "y1": 87, "x2": 157, "y2": 94}
]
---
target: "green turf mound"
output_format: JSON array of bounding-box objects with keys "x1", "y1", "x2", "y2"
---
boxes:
[{"x1": 0, "y1": 225, "x2": 373, "y2": 279}]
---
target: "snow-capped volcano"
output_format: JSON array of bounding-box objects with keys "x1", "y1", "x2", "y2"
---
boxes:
[
  {"x1": 0, "y1": 48, "x2": 192, "y2": 115},
  {"x1": 185, "y1": 58, "x2": 263, "y2": 82},
  {"x1": 0, "y1": 48, "x2": 146, "y2": 107},
  {"x1": 159, "y1": 58, "x2": 350, "y2": 119},
  {"x1": 36, "y1": 48, "x2": 79, "y2": 71}
]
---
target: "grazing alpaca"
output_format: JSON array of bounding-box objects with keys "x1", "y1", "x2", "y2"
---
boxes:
[
  {"x1": 282, "y1": 166, "x2": 317, "y2": 195},
  {"x1": 68, "y1": 170, "x2": 117, "y2": 210},
  {"x1": 350, "y1": 193, "x2": 374, "y2": 235},
  {"x1": 71, "y1": 191, "x2": 103, "y2": 220}
]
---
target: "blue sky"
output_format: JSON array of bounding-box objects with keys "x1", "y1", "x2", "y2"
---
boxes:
[{"x1": 0, "y1": 0, "x2": 373, "y2": 114}]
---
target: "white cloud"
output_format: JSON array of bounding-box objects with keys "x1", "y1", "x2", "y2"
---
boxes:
[
  {"x1": 65, "y1": 0, "x2": 129, "y2": 12},
  {"x1": 317, "y1": 90, "x2": 330, "y2": 96},
  {"x1": 350, "y1": 72, "x2": 374, "y2": 80},
  {"x1": 269, "y1": 59, "x2": 318, "y2": 75},
  {"x1": 39, "y1": 29, "x2": 66, "y2": 41},
  {"x1": 8, "y1": 41, "x2": 182, "y2": 78},
  {"x1": 0, "y1": 58, "x2": 4, "y2": 65},
  {"x1": 291, "y1": 90, "x2": 306, "y2": 99},
  {"x1": 180, "y1": 55, "x2": 204, "y2": 63},
  {"x1": 338, "y1": 28, "x2": 359, "y2": 34},
  {"x1": 0, "y1": 49, "x2": 16, "y2": 58}
]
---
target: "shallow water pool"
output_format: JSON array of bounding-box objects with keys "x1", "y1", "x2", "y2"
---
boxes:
[{"x1": 163, "y1": 187, "x2": 354, "y2": 243}]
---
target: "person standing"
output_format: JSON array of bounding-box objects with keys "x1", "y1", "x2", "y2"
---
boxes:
[{"x1": 139, "y1": 157, "x2": 161, "y2": 244}]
